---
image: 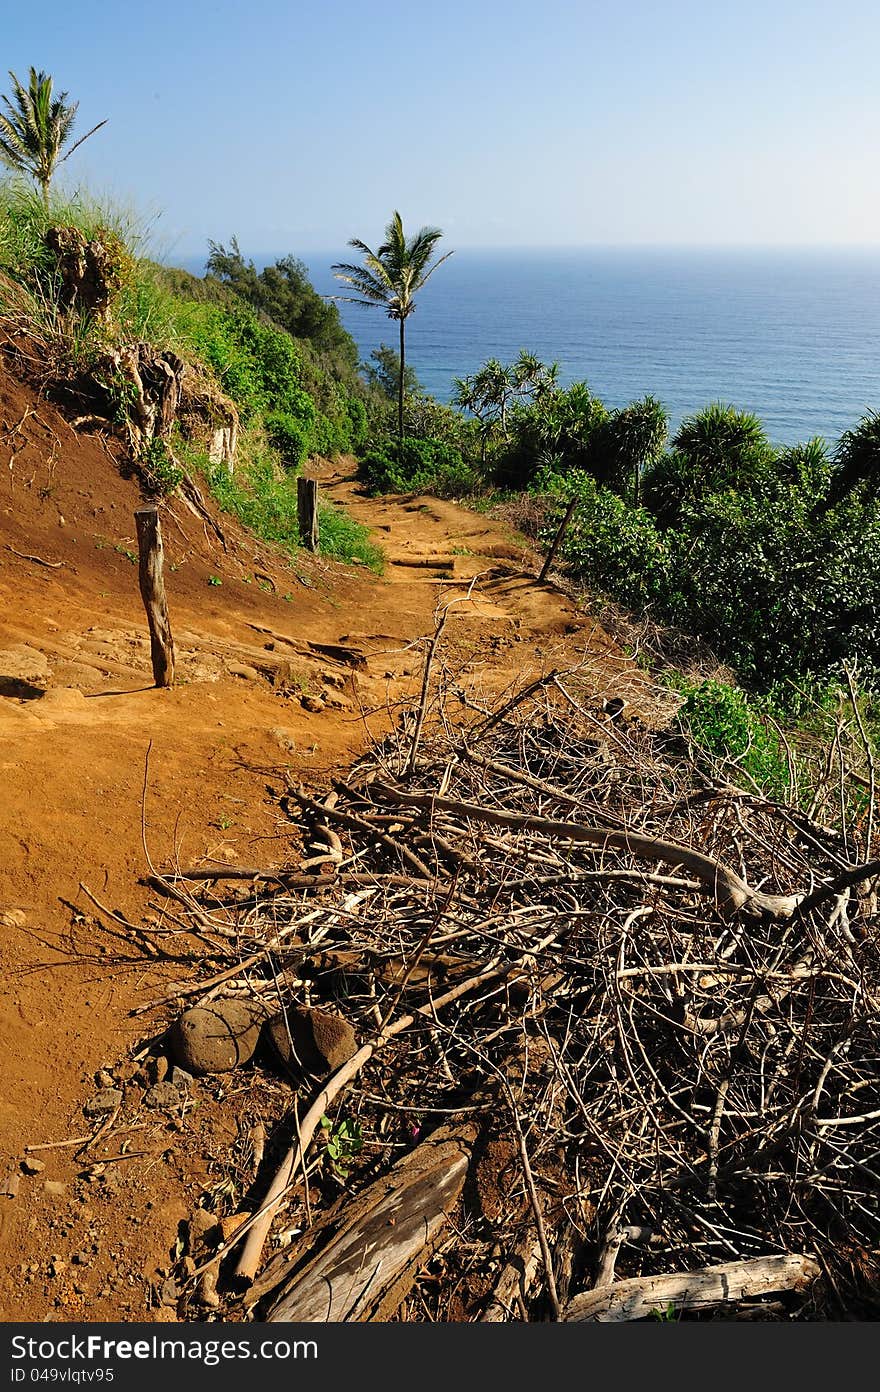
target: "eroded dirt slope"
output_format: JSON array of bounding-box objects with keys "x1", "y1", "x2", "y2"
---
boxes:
[{"x1": 0, "y1": 365, "x2": 644, "y2": 1320}]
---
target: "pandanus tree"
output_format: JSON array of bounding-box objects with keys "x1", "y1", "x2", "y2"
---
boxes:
[
  {"x1": 333, "y1": 211, "x2": 452, "y2": 448},
  {"x1": 813, "y1": 409, "x2": 880, "y2": 517},
  {"x1": 0, "y1": 68, "x2": 106, "y2": 207}
]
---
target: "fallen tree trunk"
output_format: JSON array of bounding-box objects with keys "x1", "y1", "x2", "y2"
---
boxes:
[
  {"x1": 563, "y1": 1254, "x2": 820, "y2": 1322},
  {"x1": 261, "y1": 1126, "x2": 474, "y2": 1322}
]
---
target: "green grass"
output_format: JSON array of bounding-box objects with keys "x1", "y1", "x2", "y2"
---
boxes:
[
  {"x1": 317, "y1": 502, "x2": 384, "y2": 571},
  {"x1": 1, "y1": 181, "x2": 383, "y2": 577},
  {"x1": 195, "y1": 431, "x2": 383, "y2": 574}
]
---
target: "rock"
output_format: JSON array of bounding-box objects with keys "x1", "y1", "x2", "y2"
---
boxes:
[
  {"x1": 218, "y1": 1211, "x2": 252, "y2": 1242},
  {"x1": 21, "y1": 1157, "x2": 45, "y2": 1175},
  {"x1": 143, "y1": 1082, "x2": 181, "y2": 1111},
  {"x1": 228, "y1": 663, "x2": 261, "y2": 682},
  {"x1": 267, "y1": 1007, "x2": 357, "y2": 1079},
  {"x1": 301, "y1": 694, "x2": 325, "y2": 714},
  {"x1": 1, "y1": 1172, "x2": 21, "y2": 1199},
  {"x1": 187, "y1": 1207, "x2": 219, "y2": 1251},
  {"x1": 43, "y1": 1181, "x2": 67, "y2": 1199},
  {"x1": 168, "y1": 1000, "x2": 267, "y2": 1074},
  {"x1": 151, "y1": 1056, "x2": 169, "y2": 1085},
  {"x1": 83, "y1": 1089, "x2": 122, "y2": 1117},
  {"x1": 95, "y1": 1069, "x2": 115, "y2": 1089},
  {"x1": 0, "y1": 644, "x2": 50, "y2": 682},
  {"x1": 171, "y1": 1066, "x2": 193, "y2": 1093},
  {"x1": 0, "y1": 907, "x2": 28, "y2": 929}
]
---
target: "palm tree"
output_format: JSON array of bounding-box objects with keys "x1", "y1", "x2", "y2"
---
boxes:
[
  {"x1": 0, "y1": 68, "x2": 107, "y2": 207},
  {"x1": 333, "y1": 211, "x2": 452, "y2": 448}
]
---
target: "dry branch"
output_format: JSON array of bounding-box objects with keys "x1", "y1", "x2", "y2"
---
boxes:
[{"x1": 368, "y1": 782, "x2": 803, "y2": 919}]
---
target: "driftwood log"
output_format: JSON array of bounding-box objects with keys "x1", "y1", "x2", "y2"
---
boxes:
[
  {"x1": 563, "y1": 1254, "x2": 821, "y2": 1322},
  {"x1": 134, "y1": 506, "x2": 175, "y2": 687},
  {"x1": 259, "y1": 1125, "x2": 474, "y2": 1322}
]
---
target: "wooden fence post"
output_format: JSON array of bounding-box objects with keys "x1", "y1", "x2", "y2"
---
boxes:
[
  {"x1": 297, "y1": 476, "x2": 319, "y2": 553},
  {"x1": 538, "y1": 496, "x2": 578, "y2": 584},
  {"x1": 134, "y1": 506, "x2": 175, "y2": 688}
]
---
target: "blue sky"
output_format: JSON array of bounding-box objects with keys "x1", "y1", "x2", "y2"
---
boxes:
[{"x1": 3, "y1": 0, "x2": 879, "y2": 260}]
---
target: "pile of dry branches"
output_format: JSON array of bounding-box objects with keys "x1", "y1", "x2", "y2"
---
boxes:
[{"x1": 148, "y1": 656, "x2": 880, "y2": 1321}]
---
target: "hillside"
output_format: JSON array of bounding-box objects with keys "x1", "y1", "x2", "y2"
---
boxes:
[
  {"x1": 1, "y1": 188, "x2": 877, "y2": 1327},
  {"x1": 0, "y1": 356, "x2": 642, "y2": 1320}
]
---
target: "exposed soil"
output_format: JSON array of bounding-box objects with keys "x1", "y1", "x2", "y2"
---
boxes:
[{"x1": 0, "y1": 362, "x2": 645, "y2": 1321}]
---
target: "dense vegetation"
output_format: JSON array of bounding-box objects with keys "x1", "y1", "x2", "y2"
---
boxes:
[
  {"x1": 362, "y1": 349, "x2": 880, "y2": 695},
  {"x1": 0, "y1": 181, "x2": 381, "y2": 569}
]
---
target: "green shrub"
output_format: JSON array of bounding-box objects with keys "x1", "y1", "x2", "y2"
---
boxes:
[
  {"x1": 673, "y1": 677, "x2": 790, "y2": 797},
  {"x1": 360, "y1": 436, "x2": 476, "y2": 497},
  {"x1": 265, "y1": 405, "x2": 314, "y2": 469},
  {"x1": 541, "y1": 469, "x2": 673, "y2": 610},
  {"x1": 642, "y1": 403, "x2": 775, "y2": 525}
]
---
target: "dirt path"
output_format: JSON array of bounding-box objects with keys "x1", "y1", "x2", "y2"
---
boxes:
[{"x1": 0, "y1": 381, "x2": 641, "y2": 1319}]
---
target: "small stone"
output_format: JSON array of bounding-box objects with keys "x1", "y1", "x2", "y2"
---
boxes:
[
  {"x1": 218, "y1": 1211, "x2": 252, "y2": 1242},
  {"x1": 171, "y1": 1066, "x2": 193, "y2": 1093},
  {"x1": 160, "y1": 1276, "x2": 179, "y2": 1307},
  {"x1": 187, "y1": 1207, "x2": 218, "y2": 1250},
  {"x1": 143, "y1": 1081, "x2": 181, "y2": 1111},
  {"x1": 267, "y1": 1007, "x2": 357, "y2": 1079},
  {"x1": 0, "y1": 907, "x2": 28, "y2": 929},
  {"x1": 83, "y1": 1089, "x2": 122, "y2": 1118},
  {"x1": 71, "y1": 1252, "x2": 89, "y2": 1266},
  {"x1": 1, "y1": 1172, "x2": 21, "y2": 1199},
  {"x1": 151, "y1": 1056, "x2": 169, "y2": 1085},
  {"x1": 43, "y1": 1180, "x2": 67, "y2": 1199},
  {"x1": 95, "y1": 1069, "x2": 115, "y2": 1089},
  {"x1": 228, "y1": 663, "x2": 260, "y2": 681},
  {"x1": 21, "y1": 1157, "x2": 45, "y2": 1175},
  {"x1": 301, "y1": 694, "x2": 325, "y2": 714},
  {"x1": 168, "y1": 1000, "x2": 267, "y2": 1074},
  {"x1": 48, "y1": 1257, "x2": 66, "y2": 1278}
]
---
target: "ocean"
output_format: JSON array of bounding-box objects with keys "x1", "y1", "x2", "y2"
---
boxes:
[{"x1": 185, "y1": 247, "x2": 880, "y2": 447}]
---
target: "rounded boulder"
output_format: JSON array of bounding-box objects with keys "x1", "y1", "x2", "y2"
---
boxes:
[
  {"x1": 267, "y1": 1007, "x2": 357, "y2": 1078},
  {"x1": 169, "y1": 1000, "x2": 266, "y2": 1074}
]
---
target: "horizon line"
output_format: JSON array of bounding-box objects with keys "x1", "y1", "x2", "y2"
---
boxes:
[{"x1": 166, "y1": 239, "x2": 880, "y2": 265}]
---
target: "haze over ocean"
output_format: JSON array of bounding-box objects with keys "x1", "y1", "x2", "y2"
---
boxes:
[{"x1": 183, "y1": 246, "x2": 880, "y2": 446}]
